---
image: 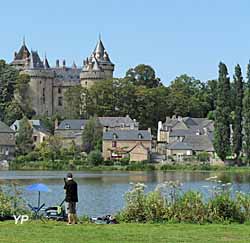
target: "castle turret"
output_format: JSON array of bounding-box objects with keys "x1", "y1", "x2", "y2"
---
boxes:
[
  {"x1": 21, "y1": 51, "x2": 54, "y2": 116},
  {"x1": 80, "y1": 37, "x2": 115, "y2": 88}
]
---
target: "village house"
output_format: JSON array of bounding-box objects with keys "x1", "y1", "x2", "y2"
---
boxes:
[
  {"x1": 0, "y1": 121, "x2": 15, "y2": 162},
  {"x1": 102, "y1": 129, "x2": 152, "y2": 162},
  {"x1": 54, "y1": 119, "x2": 87, "y2": 148},
  {"x1": 10, "y1": 120, "x2": 51, "y2": 146},
  {"x1": 55, "y1": 116, "x2": 139, "y2": 149},
  {"x1": 157, "y1": 116, "x2": 215, "y2": 161}
]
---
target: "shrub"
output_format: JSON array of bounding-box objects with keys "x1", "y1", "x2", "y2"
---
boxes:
[
  {"x1": 208, "y1": 192, "x2": 243, "y2": 223},
  {"x1": 197, "y1": 152, "x2": 210, "y2": 162},
  {"x1": 87, "y1": 150, "x2": 103, "y2": 166},
  {"x1": 25, "y1": 151, "x2": 40, "y2": 161},
  {"x1": 120, "y1": 157, "x2": 130, "y2": 166}
]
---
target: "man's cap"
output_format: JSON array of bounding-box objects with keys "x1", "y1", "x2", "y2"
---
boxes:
[{"x1": 67, "y1": 172, "x2": 73, "y2": 178}]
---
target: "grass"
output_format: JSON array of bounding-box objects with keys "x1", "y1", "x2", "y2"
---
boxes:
[{"x1": 1, "y1": 221, "x2": 250, "y2": 243}]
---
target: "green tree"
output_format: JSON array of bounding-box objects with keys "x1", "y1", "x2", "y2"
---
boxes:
[
  {"x1": 125, "y1": 64, "x2": 161, "y2": 88},
  {"x1": 82, "y1": 116, "x2": 103, "y2": 153},
  {"x1": 0, "y1": 60, "x2": 18, "y2": 120},
  {"x1": 214, "y1": 63, "x2": 231, "y2": 161},
  {"x1": 168, "y1": 74, "x2": 210, "y2": 117},
  {"x1": 243, "y1": 61, "x2": 250, "y2": 164},
  {"x1": 64, "y1": 85, "x2": 89, "y2": 119},
  {"x1": 14, "y1": 73, "x2": 34, "y2": 117},
  {"x1": 3, "y1": 100, "x2": 23, "y2": 125},
  {"x1": 232, "y1": 64, "x2": 243, "y2": 161},
  {"x1": 16, "y1": 116, "x2": 34, "y2": 155}
]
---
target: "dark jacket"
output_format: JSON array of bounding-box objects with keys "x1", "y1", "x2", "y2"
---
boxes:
[{"x1": 64, "y1": 179, "x2": 78, "y2": 202}]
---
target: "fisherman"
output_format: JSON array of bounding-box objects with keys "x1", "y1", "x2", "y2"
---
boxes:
[{"x1": 64, "y1": 172, "x2": 78, "y2": 225}]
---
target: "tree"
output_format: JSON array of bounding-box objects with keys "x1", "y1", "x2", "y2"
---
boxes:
[
  {"x1": 64, "y1": 85, "x2": 88, "y2": 119},
  {"x1": 243, "y1": 61, "x2": 250, "y2": 164},
  {"x1": 214, "y1": 63, "x2": 231, "y2": 161},
  {"x1": 232, "y1": 64, "x2": 243, "y2": 161},
  {"x1": 168, "y1": 74, "x2": 210, "y2": 117},
  {"x1": 125, "y1": 64, "x2": 161, "y2": 88},
  {"x1": 3, "y1": 100, "x2": 23, "y2": 125},
  {"x1": 82, "y1": 116, "x2": 103, "y2": 153},
  {"x1": 0, "y1": 60, "x2": 18, "y2": 121},
  {"x1": 14, "y1": 73, "x2": 34, "y2": 117},
  {"x1": 16, "y1": 116, "x2": 34, "y2": 155}
]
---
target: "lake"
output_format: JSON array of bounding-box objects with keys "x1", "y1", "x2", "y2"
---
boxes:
[{"x1": 1, "y1": 170, "x2": 250, "y2": 217}]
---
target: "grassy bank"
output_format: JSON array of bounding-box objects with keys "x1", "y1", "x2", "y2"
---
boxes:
[
  {"x1": 0, "y1": 221, "x2": 250, "y2": 243},
  {"x1": 9, "y1": 160, "x2": 250, "y2": 173}
]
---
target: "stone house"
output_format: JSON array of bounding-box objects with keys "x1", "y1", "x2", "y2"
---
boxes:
[
  {"x1": 0, "y1": 121, "x2": 15, "y2": 161},
  {"x1": 10, "y1": 120, "x2": 51, "y2": 147},
  {"x1": 54, "y1": 119, "x2": 88, "y2": 148},
  {"x1": 102, "y1": 130, "x2": 152, "y2": 161},
  {"x1": 157, "y1": 116, "x2": 215, "y2": 160}
]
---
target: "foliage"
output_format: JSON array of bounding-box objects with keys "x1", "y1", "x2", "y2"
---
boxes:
[
  {"x1": 232, "y1": 64, "x2": 243, "y2": 161},
  {"x1": 125, "y1": 64, "x2": 161, "y2": 88},
  {"x1": 243, "y1": 61, "x2": 250, "y2": 164},
  {"x1": 214, "y1": 62, "x2": 231, "y2": 161},
  {"x1": 87, "y1": 150, "x2": 103, "y2": 166},
  {"x1": 16, "y1": 116, "x2": 34, "y2": 155},
  {"x1": 82, "y1": 116, "x2": 103, "y2": 153},
  {"x1": 196, "y1": 152, "x2": 210, "y2": 162},
  {"x1": 0, "y1": 60, "x2": 18, "y2": 121},
  {"x1": 119, "y1": 180, "x2": 250, "y2": 224}
]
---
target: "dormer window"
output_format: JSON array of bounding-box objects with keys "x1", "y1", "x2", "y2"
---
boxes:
[
  {"x1": 113, "y1": 133, "x2": 118, "y2": 140},
  {"x1": 65, "y1": 123, "x2": 70, "y2": 129},
  {"x1": 138, "y1": 133, "x2": 143, "y2": 139},
  {"x1": 81, "y1": 125, "x2": 84, "y2": 130}
]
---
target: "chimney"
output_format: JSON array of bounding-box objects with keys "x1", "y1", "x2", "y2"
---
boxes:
[{"x1": 56, "y1": 59, "x2": 59, "y2": 68}]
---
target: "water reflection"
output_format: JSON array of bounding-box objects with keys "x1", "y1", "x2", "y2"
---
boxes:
[{"x1": 0, "y1": 170, "x2": 250, "y2": 217}]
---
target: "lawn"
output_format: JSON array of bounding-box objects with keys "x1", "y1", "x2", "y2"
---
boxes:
[{"x1": 0, "y1": 221, "x2": 250, "y2": 243}]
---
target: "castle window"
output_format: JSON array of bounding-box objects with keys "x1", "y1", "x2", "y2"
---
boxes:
[
  {"x1": 42, "y1": 88, "x2": 45, "y2": 104},
  {"x1": 58, "y1": 88, "x2": 62, "y2": 94},
  {"x1": 58, "y1": 97, "x2": 63, "y2": 106}
]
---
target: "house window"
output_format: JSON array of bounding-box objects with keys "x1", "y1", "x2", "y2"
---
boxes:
[
  {"x1": 112, "y1": 141, "x2": 117, "y2": 147},
  {"x1": 33, "y1": 136, "x2": 37, "y2": 142},
  {"x1": 58, "y1": 87, "x2": 62, "y2": 94},
  {"x1": 85, "y1": 81, "x2": 88, "y2": 86},
  {"x1": 65, "y1": 123, "x2": 70, "y2": 129},
  {"x1": 0, "y1": 147, "x2": 4, "y2": 154},
  {"x1": 58, "y1": 97, "x2": 63, "y2": 106},
  {"x1": 5, "y1": 148, "x2": 9, "y2": 156}
]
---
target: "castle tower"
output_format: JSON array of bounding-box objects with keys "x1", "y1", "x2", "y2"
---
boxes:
[
  {"x1": 80, "y1": 37, "x2": 115, "y2": 88},
  {"x1": 22, "y1": 51, "x2": 54, "y2": 116},
  {"x1": 11, "y1": 38, "x2": 30, "y2": 70}
]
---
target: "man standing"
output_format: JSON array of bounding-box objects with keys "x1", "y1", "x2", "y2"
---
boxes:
[{"x1": 64, "y1": 172, "x2": 78, "y2": 225}]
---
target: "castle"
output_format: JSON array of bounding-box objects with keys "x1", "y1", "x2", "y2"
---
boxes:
[{"x1": 10, "y1": 38, "x2": 115, "y2": 116}]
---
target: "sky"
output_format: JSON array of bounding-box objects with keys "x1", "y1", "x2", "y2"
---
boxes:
[{"x1": 1, "y1": 0, "x2": 250, "y2": 85}]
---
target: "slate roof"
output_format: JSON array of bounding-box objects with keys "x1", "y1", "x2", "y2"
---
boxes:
[
  {"x1": 167, "y1": 141, "x2": 193, "y2": 150},
  {"x1": 0, "y1": 121, "x2": 15, "y2": 133},
  {"x1": 183, "y1": 135, "x2": 214, "y2": 152},
  {"x1": 103, "y1": 130, "x2": 152, "y2": 141},
  {"x1": 98, "y1": 116, "x2": 138, "y2": 128},
  {"x1": 169, "y1": 129, "x2": 196, "y2": 137},
  {"x1": 14, "y1": 43, "x2": 30, "y2": 60},
  {"x1": 10, "y1": 120, "x2": 50, "y2": 134},
  {"x1": 29, "y1": 51, "x2": 44, "y2": 69},
  {"x1": 57, "y1": 120, "x2": 88, "y2": 130},
  {"x1": 52, "y1": 68, "x2": 81, "y2": 82}
]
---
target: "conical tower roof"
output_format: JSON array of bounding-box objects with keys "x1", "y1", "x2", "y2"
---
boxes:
[
  {"x1": 94, "y1": 39, "x2": 105, "y2": 56},
  {"x1": 15, "y1": 39, "x2": 30, "y2": 60}
]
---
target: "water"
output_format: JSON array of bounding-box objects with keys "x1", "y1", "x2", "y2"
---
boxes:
[{"x1": 1, "y1": 170, "x2": 250, "y2": 217}]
